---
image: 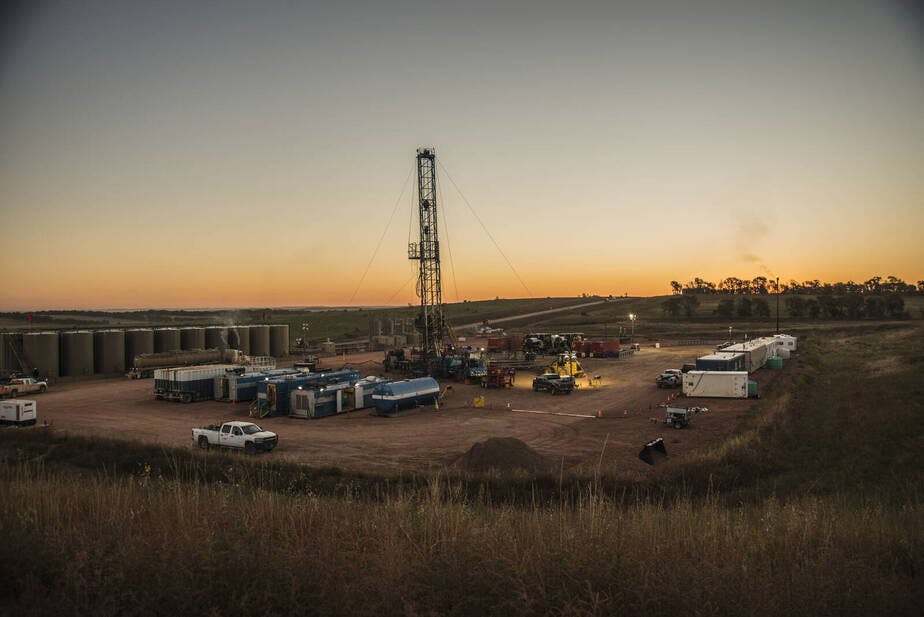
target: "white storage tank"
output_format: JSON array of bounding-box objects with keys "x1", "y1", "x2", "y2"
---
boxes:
[{"x1": 682, "y1": 371, "x2": 748, "y2": 398}]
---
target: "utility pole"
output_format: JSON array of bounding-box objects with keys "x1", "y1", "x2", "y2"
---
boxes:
[
  {"x1": 408, "y1": 147, "x2": 447, "y2": 373},
  {"x1": 775, "y1": 276, "x2": 780, "y2": 334}
]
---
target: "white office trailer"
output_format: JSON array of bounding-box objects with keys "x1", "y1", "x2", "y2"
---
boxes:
[
  {"x1": 722, "y1": 340, "x2": 771, "y2": 372},
  {"x1": 682, "y1": 371, "x2": 749, "y2": 398}
]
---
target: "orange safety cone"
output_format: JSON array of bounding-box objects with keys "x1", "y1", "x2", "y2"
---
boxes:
[
  {"x1": 623, "y1": 410, "x2": 629, "y2": 418},
  {"x1": 596, "y1": 410, "x2": 603, "y2": 418},
  {"x1": 506, "y1": 402, "x2": 511, "y2": 411}
]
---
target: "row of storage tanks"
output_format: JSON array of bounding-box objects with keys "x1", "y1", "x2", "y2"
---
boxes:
[{"x1": 0, "y1": 325, "x2": 289, "y2": 380}]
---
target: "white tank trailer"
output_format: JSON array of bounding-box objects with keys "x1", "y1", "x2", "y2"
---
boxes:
[
  {"x1": 94, "y1": 330, "x2": 125, "y2": 374},
  {"x1": 60, "y1": 330, "x2": 94, "y2": 377},
  {"x1": 682, "y1": 371, "x2": 749, "y2": 398},
  {"x1": 269, "y1": 324, "x2": 289, "y2": 357},
  {"x1": 249, "y1": 325, "x2": 270, "y2": 356},
  {"x1": 124, "y1": 329, "x2": 155, "y2": 369},
  {"x1": 22, "y1": 332, "x2": 59, "y2": 379},
  {"x1": 180, "y1": 327, "x2": 206, "y2": 351},
  {"x1": 154, "y1": 328, "x2": 182, "y2": 353}
]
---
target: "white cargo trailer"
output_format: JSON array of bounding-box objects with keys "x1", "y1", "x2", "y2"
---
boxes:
[
  {"x1": 683, "y1": 371, "x2": 748, "y2": 398},
  {"x1": 722, "y1": 341, "x2": 770, "y2": 372},
  {"x1": 0, "y1": 399, "x2": 37, "y2": 426},
  {"x1": 773, "y1": 334, "x2": 797, "y2": 351}
]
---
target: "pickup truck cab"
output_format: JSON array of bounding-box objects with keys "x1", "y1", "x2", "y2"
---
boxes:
[
  {"x1": 1, "y1": 378, "x2": 48, "y2": 398},
  {"x1": 191, "y1": 421, "x2": 278, "y2": 454},
  {"x1": 532, "y1": 373, "x2": 575, "y2": 394},
  {"x1": 656, "y1": 369, "x2": 682, "y2": 388}
]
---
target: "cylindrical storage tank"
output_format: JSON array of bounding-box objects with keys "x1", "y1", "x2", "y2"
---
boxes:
[
  {"x1": 154, "y1": 328, "x2": 181, "y2": 353},
  {"x1": 228, "y1": 326, "x2": 250, "y2": 354},
  {"x1": 250, "y1": 325, "x2": 270, "y2": 356},
  {"x1": 269, "y1": 324, "x2": 289, "y2": 358},
  {"x1": 23, "y1": 332, "x2": 60, "y2": 379},
  {"x1": 124, "y1": 329, "x2": 155, "y2": 368},
  {"x1": 94, "y1": 330, "x2": 125, "y2": 374},
  {"x1": 205, "y1": 327, "x2": 228, "y2": 349},
  {"x1": 0, "y1": 332, "x2": 21, "y2": 374},
  {"x1": 60, "y1": 330, "x2": 94, "y2": 377},
  {"x1": 180, "y1": 327, "x2": 206, "y2": 350}
]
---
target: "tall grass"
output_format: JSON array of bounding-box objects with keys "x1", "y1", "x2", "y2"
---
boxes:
[{"x1": 0, "y1": 462, "x2": 919, "y2": 617}]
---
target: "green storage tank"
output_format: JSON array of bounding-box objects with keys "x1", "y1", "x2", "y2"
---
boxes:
[
  {"x1": 767, "y1": 357, "x2": 783, "y2": 370},
  {"x1": 747, "y1": 380, "x2": 758, "y2": 398}
]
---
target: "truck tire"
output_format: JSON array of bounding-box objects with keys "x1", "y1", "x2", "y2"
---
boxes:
[
  {"x1": 198, "y1": 436, "x2": 210, "y2": 450},
  {"x1": 39, "y1": 385, "x2": 47, "y2": 393},
  {"x1": 181, "y1": 393, "x2": 192, "y2": 404},
  {"x1": 244, "y1": 442, "x2": 256, "y2": 455},
  {"x1": 9, "y1": 390, "x2": 17, "y2": 398}
]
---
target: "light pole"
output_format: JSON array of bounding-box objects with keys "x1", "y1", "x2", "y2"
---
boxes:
[
  {"x1": 301, "y1": 323, "x2": 310, "y2": 349},
  {"x1": 728, "y1": 325, "x2": 732, "y2": 342},
  {"x1": 629, "y1": 313, "x2": 636, "y2": 343},
  {"x1": 775, "y1": 276, "x2": 780, "y2": 334}
]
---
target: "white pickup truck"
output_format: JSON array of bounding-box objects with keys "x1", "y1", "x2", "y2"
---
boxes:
[
  {"x1": 191, "y1": 421, "x2": 278, "y2": 453},
  {"x1": 1, "y1": 378, "x2": 48, "y2": 398}
]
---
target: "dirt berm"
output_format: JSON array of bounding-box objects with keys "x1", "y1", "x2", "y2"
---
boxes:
[{"x1": 453, "y1": 437, "x2": 554, "y2": 475}]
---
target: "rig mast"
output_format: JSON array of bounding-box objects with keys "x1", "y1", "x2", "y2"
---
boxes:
[{"x1": 408, "y1": 147, "x2": 447, "y2": 370}]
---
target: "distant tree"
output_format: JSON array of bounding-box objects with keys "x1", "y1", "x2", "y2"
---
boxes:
[
  {"x1": 806, "y1": 298, "x2": 821, "y2": 319},
  {"x1": 864, "y1": 276, "x2": 882, "y2": 294},
  {"x1": 752, "y1": 298, "x2": 771, "y2": 318},
  {"x1": 736, "y1": 297, "x2": 753, "y2": 318},
  {"x1": 670, "y1": 281, "x2": 682, "y2": 295},
  {"x1": 716, "y1": 298, "x2": 735, "y2": 320},
  {"x1": 680, "y1": 295, "x2": 700, "y2": 318},
  {"x1": 750, "y1": 276, "x2": 769, "y2": 295},
  {"x1": 917, "y1": 280, "x2": 924, "y2": 294},
  {"x1": 884, "y1": 294, "x2": 905, "y2": 318},
  {"x1": 842, "y1": 295, "x2": 864, "y2": 319},
  {"x1": 661, "y1": 297, "x2": 682, "y2": 318},
  {"x1": 786, "y1": 296, "x2": 806, "y2": 318},
  {"x1": 865, "y1": 296, "x2": 885, "y2": 319}
]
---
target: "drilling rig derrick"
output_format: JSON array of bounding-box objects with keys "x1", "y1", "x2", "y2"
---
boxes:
[{"x1": 408, "y1": 147, "x2": 448, "y2": 372}]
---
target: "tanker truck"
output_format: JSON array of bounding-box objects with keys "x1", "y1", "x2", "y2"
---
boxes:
[{"x1": 128, "y1": 348, "x2": 262, "y2": 378}]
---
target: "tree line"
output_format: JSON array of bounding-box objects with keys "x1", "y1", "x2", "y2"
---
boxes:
[
  {"x1": 670, "y1": 275, "x2": 923, "y2": 296},
  {"x1": 662, "y1": 289, "x2": 909, "y2": 320}
]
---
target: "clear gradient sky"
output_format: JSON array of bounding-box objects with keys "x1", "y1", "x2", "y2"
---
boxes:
[{"x1": 1, "y1": 0, "x2": 922, "y2": 310}]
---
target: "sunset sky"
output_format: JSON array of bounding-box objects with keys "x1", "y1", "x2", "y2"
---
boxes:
[{"x1": 1, "y1": 1, "x2": 921, "y2": 310}]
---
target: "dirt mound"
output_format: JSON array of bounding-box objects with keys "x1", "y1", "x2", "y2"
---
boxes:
[{"x1": 453, "y1": 437, "x2": 552, "y2": 475}]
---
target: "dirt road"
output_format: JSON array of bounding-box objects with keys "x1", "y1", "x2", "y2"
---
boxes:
[{"x1": 33, "y1": 345, "x2": 787, "y2": 474}]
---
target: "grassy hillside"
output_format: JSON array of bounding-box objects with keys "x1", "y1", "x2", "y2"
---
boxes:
[{"x1": 0, "y1": 323, "x2": 921, "y2": 615}]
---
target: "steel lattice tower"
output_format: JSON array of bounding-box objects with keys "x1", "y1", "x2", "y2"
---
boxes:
[{"x1": 408, "y1": 147, "x2": 446, "y2": 368}]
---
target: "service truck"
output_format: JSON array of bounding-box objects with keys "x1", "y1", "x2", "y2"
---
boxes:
[
  {"x1": 1, "y1": 378, "x2": 48, "y2": 398},
  {"x1": 191, "y1": 421, "x2": 278, "y2": 453},
  {"x1": 0, "y1": 399, "x2": 37, "y2": 426}
]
